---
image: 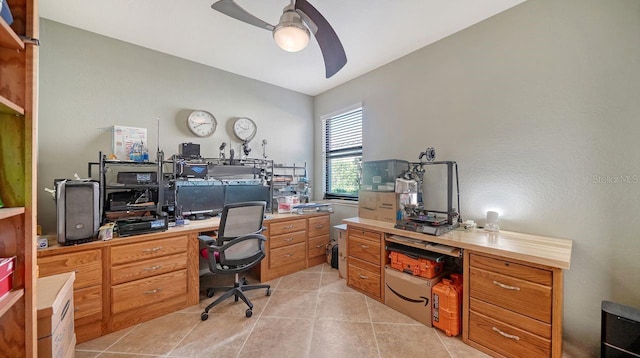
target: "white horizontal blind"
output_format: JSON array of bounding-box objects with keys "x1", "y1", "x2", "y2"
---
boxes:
[{"x1": 323, "y1": 107, "x2": 363, "y2": 200}]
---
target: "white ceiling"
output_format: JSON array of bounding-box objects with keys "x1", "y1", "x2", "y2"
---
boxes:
[{"x1": 39, "y1": 0, "x2": 526, "y2": 96}]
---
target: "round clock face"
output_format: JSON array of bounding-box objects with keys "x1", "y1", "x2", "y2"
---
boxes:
[
  {"x1": 187, "y1": 110, "x2": 217, "y2": 137},
  {"x1": 233, "y1": 117, "x2": 257, "y2": 141}
]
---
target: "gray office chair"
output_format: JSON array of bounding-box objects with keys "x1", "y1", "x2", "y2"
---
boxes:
[{"x1": 198, "y1": 201, "x2": 271, "y2": 320}]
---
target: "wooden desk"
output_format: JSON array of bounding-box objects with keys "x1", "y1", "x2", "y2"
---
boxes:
[
  {"x1": 343, "y1": 217, "x2": 572, "y2": 358},
  {"x1": 37, "y1": 212, "x2": 330, "y2": 343}
]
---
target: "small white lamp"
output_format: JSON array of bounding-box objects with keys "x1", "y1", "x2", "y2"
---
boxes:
[{"x1": 485, "y1": 211, "x2": 500, "y2": 232}]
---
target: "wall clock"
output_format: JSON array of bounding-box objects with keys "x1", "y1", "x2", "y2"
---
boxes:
[
  {"x1": 232, "y1": 117, "x2": 257, "y2": 141},
  {"x1": 187, "y1": 110, "x2": 217, "y2": 137}
]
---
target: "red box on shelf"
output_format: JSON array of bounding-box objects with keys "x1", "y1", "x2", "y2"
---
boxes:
[{"x1": 0, "y1": 256, "x2": 16, "y2": 298}]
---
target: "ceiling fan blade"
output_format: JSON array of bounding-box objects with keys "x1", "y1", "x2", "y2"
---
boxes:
[
  {"x1": 294, "y1": 0, "x2": 347, "y2": 78},
  {"x1": 211, "y1": 0, "x2": 275, "y2": 31}
]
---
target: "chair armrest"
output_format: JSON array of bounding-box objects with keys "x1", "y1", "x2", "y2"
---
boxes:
[{"x1": 198, "y1": 235, "x2": 217, "y2": 246}]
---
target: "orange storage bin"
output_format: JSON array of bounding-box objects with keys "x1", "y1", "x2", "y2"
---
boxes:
[
  {"x1": 389, "y1": 251, "x2": 443, "y2": 279},
  {"x1": 432, "y1": 275, "x2": 463, "y2": 337}
]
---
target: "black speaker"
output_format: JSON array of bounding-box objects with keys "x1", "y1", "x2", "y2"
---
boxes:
[
  {"x1": 602, "y1": 301, "x2": 640, "y2": 357},
  {"x1": 55, "y1": 180, "x2": 100, "y2": 245},
  {"x1": 179, "y1": 142, "x2": 200, "y2": 159}
]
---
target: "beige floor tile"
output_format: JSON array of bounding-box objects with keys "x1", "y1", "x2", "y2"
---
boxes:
[
  {"x1": 75, "y1": 325, "x2": 137, "y2": 351},
  {"x1": 106, "y1": 312, "x2": 200, "y2": 355},
  {"x1": 73, "y1": 351, "x2": 100, "y2": 358},
  {"x1": 374, "y1": 322, "x2": 451, "y2": 357},
  {"x1": 315, "y1": 291, "x2": 370, "y2": 322},
  {"x1": 309, "y1": 320, "x2": 380, "y2": 358},
  {"x1": 168, "y1": 313, "x2": 258, "y2": 358},
  {"x1": 435, "y1": 329, "x2": 491, "y2": 358},
  {"x1": 97, "y1": 353, "x2": 165, "y2": 357},
  {"x1": 366, "y1": 296, "x2": 422, "y2": 324},
  {"x1": 238, "y1": 316, "x2": 314, "y2": 357},
  {"x1": 261, "y1": 289, "x2": 318, "y2": 318},
  {"x1": 301, "y1": 262, "x2": 327, "y2": 273},
  {"x1": 276, "y1": 271, "x2": 322, "y2": 291}
]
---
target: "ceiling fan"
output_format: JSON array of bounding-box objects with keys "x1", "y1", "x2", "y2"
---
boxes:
[{"x1": 211, "y1": 0, "x2": 347, "y2": 78}]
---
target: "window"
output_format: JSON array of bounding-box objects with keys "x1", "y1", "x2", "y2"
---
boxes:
[{"x1": 322, "y1": 105, "x2": 363, "y2": 200}]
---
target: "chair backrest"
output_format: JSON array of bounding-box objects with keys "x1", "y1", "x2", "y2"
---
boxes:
[
  {"x1": 217, "y1": 234, "x2": 266, "y2": 270},
  {"x1": 217, "y1": 201, "x2": 266, "y2": 242}
]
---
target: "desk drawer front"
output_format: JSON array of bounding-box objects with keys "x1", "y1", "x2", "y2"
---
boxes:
[
  {"x1": 348, "y1": 228, "x2": 382, "y2": 242},
  {"x1": 308, "y1": 234, "x2": 329, "y2": 259},
  {"x1": 74, "y1": 285, "x2": 103, "y2": 322},
  {"x1": 111, "y1": 270, "x2": 187, "y2": 314},
  {"x1": 111, "y1": 236, "x2": 187, "y2": 265},
  {"x1": 348, "y1": 235, "x2": 381, "y2": 265},
  {"x1": 270, "y1": 230, "x2": 306, "y2": 249},
  {"x1": 348, "y1": 264, "x2": 381, "y2": 298},
  {"x1": 308, "y1": 216, "x2": 329, "y2": 237},
  {"x1": 270, "y1": 242, "x2": 306, "y2": 269},
  {"x1": 470, "y1": 297, "x2": 551, "y2": 339},
  {"x1": 39, "y1": 249, "x2": 102, "y2": 289},
  {"x1": 470, "y1": 254, "x2": 552, "y2": 286},
  {"x1": 111, "y1": 253, "x2": 187, "y2": 285},
  {"x1": 469, "y1": 311, "x2": 551, "y2": 357},
  {"x1": 270, "y1": 219, "x2": 306, "y2": 235},
  {"x1": 470, "y1": 267, "x2": 552, "y2": 323}
]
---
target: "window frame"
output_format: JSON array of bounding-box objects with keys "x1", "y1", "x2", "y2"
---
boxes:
[{"x1": 321, "y1": 103, "x2": 363, "y2": 201}]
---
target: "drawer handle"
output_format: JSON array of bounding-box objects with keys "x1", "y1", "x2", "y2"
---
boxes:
[
  {"x1": 142, "y1": 246, "x2": 163, "y2": 253},
  {"x1": 358, "y1": 274, "x2": 369, "y2": 280},
  {"x1": 359, "y1": 244, "x2": 370, "y2": 249},
  {"x1": 284, "y1": 225, "x2": 294, "y2": 229},
  {"x1": 315, "y1": 225, "x2": 324, "y2": 229},
  {"x1": 493, "y1": 280, "x2": 520, "y2": 291},
  {"x1": 143, "y1": 288, "x2": 162, "y2": 295},
  {"x1": 284, "y1": 254, "x2": 293, "y2": 258},
  {"x1": 315, "y1": 245, "x2": 323, "y2": 248},
  {"x1": 143, "y1": 265, "x2": 162, "y2": 271},
  {"x1": 284, "y1": 237, "x2": 294, "y2": 242},
  {"x1": 492, "y1": 327, "x2": 520, "y2": 341}
]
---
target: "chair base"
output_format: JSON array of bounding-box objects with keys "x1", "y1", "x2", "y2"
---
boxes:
[{"x1": 201, "y1": 274, "x2": 271, "y2": 320}]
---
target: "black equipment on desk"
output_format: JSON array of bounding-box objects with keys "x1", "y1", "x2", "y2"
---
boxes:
[
  {"x1": 117, "y1": 171, "x2": 158, "y2": 185},
  {"x1": 179, "y1": 142, "x2": 201, "y2": 159},
  {"x1": 55, "y1": 179, "x2": 100, "y2": 246},
  {"x1": 175, "y1": 160, "x2": 208, "y2": 178},
  {"x1": 116, "y1": 214, "x2": 168, "y2": 237}
]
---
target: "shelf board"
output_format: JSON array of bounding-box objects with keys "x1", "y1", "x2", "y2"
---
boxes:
[
  {"x1": 0, "y1": 95, "x2": 25, "y2": 116},
  {"x1": 0, "y1": 207, "x2": 25, "y2": 220},
  {"x1": 0, "y1": 289, "x2": 24, "y2": 318},
  {"x1": 0, "y1": 17, "x2": 24, "y2": 50}
]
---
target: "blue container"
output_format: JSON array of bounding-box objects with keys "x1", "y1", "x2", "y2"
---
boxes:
[{"x1": 1, "y1": 0, "x2": 14, "y2": 25}]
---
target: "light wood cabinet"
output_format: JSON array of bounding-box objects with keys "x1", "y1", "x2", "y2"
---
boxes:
[
  {"x1": 465, "y1": 251, "x2": 562, "y2": 357},
  {"x1": 0, "y1": 0, "x2": 38, "y2": 356},
  {"x1": 39, "y1": 249, "x2": 104, "y2": 343},
  {"x1": 259, "y1": 213, "x2": 331, "y2": 282},
  {"x1": 346, "y1": 227, "x2": 384, "y2": 301}
]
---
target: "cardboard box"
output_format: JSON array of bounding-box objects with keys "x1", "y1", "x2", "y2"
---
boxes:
[
  {"x1": 37, "y1": 272, "x2": 76, "y2": 358},
  {"x1": 384, "y1": 265, "x2": 445, "y2": 326},
  {"x1": 358, "y1": 191, "x2": 398, "y2": 223},
  {"x1": 277, "y1": 195, "x2": 300, "y2": 213}
]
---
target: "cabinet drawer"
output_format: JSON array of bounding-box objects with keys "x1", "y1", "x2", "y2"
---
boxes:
[
  {"x1": 348, "y1": 227, "x2": 382, "y2": 242},
  {"x1": 270, "y1": 242, "x2": 306, "y2": 269},
  {"x1": 469, "y1": 311, "x2": 551, "y2": 357},
  {"x1": 308, "y1": 234, "x2": 329, "y2": 258},
  {"x1": 348, "y1": 235, "x2": 381, "y2": 265},
  {"x1": 38, "y1": 249, "x2": 102, "y2": 289},
  {"x1": 74, "y1": 285, "x2": 102, "y2": 323},
  {"x1": 348, "y1": 263, "x2": 381, "y2": 298},
  {"x1": 470, "y1": 297, "x2": 551, "y2": 339},
  {"x1": 111, "y1": 270, "x2": 187, "y2": 314},
  {"x1": 270, "y1": 219, "x2": 306, "y2": 235},
  {"x1": 308, "y1": 216, "x2": 330, "y2": 237},
  {"x1": 470, "y1": 254, "x2": 552, "y2": 286},
  {"x1": 470, "y1": 267, "x2": 552, "y2": 322},
  {"x1": 270, "y1": 230, "x2": 306, "y2": 249},
  {"x1": 111, "y1": 253, "x2": 187, "y2": 285},
  {"x1": 111, "y1": 236, "x2": 187, "y2": 265}
]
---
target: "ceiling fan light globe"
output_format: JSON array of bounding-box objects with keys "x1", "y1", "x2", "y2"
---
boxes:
[{"x1": 273, "y1": 22, "x2": 310, "y2": 52}]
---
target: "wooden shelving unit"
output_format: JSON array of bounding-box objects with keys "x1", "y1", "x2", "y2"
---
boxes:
[{"x1": 0, "y1": 0, "x2": 38, "y2": 356}]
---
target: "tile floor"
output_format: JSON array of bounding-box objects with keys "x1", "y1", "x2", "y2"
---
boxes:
[{"x1": 75, "y1": 263, "x2": 489, "y2": 358}]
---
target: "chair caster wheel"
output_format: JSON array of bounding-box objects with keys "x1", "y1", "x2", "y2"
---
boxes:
[
  {"x1": 266, "y1": 288, "x2": 271, "y2": 296},
  {"x1": 245, "y1": 309, "x2": 253, "y2": 318},
  {"x1": 241, "y1": 278, "x2": 249, "y2": 285},
  {"x1": 206, "y1": 289, "x2": 215, "y2": 298},
  {"x1": 201, "y1": 312, "x2": 209, "y2": 321}
]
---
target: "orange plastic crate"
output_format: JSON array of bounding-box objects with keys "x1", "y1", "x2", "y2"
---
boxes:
[
  {"x1": 432, "y1": 275, "x2": 463, "y2": 337},
  {"x1": 389, "y1": 251, "x2": 443, "y2": 279}
]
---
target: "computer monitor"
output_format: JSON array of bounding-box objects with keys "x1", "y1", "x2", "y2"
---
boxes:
[
  {"x1": 224, "y1": 185, "x2": 271, "y2": 211},
  {"x1": 174, "y1": 180, "x2": 225, "y2": 217}
]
